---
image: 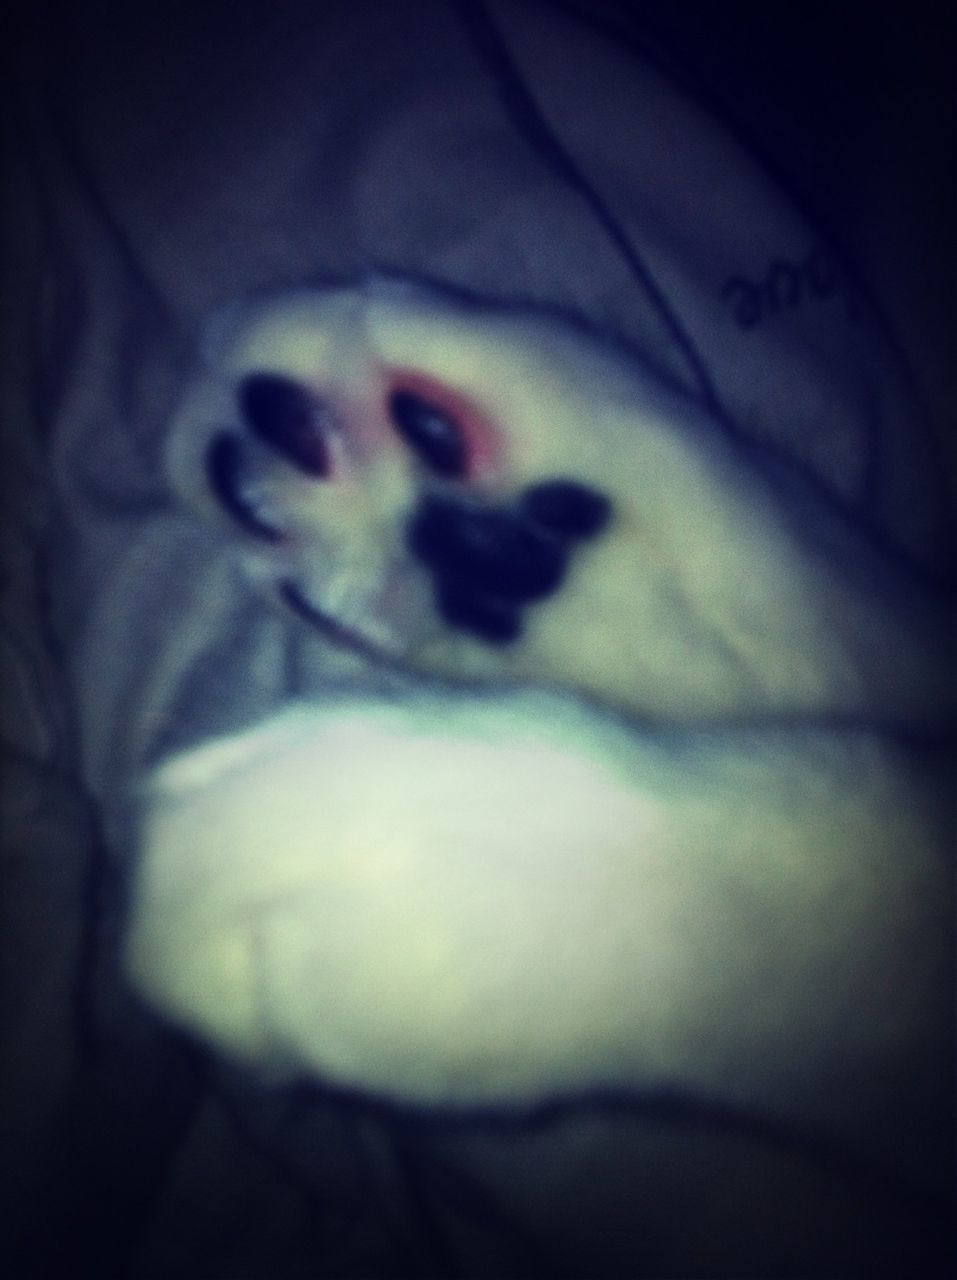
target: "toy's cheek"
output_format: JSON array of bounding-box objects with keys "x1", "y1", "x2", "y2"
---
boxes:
[{"x1": 380, "y1": 368, "x2": 505, "y2": 481}]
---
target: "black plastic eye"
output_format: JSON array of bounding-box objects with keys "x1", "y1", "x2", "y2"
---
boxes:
[
  {"x1": 205, "y1": 431, "x2": 283, "y2": 541},
  {"x1": 389, "y1": 391, "x2": 468, "y2": 477},
  {"x1": 238, "y1": 373, "x2": 329, "y2": 476},
  {"x1": 520, "y1": 479, "x2": 612, "y2": 540}
]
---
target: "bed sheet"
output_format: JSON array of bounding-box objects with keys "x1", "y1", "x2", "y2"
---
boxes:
[{"x1": 3, "y1": 1, "x2": 953, "y2": 1275}]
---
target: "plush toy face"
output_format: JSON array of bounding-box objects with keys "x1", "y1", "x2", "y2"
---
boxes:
[
  {"x1": 168, "y1": 275, "x2": 919, "y2": 723},
  {"x1": 131, "y1": 274, "x2": 950, "y2": 1138}
]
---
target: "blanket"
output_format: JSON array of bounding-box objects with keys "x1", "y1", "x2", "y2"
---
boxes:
[{"x1": 3, "y1": 1, "x2": 953, "y2": 1275}]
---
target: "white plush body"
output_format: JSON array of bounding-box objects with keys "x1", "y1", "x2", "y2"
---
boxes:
[{"x1": 126, "y1": 278, "x2": 950, "y2": 1175}]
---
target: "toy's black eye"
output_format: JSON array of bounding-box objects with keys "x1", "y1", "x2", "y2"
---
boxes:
[
  {"x1": 205, "y1": 431, "x2": 284, "y2": 541},
  {"x1": 520, "y1": 479, "x2": 612, "y2": 540},
  {"x1": 389, "y1": 391, "x2": 468, "y2": 477},
  {"x1": 239, "y1": 373, "x2": 330, "y2": 476}
]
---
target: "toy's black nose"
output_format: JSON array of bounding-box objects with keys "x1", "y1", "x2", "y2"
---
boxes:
[
  {"x1": 520, "y1": 479, "x2": 612, "y2": 540},
  {"x1": 407, "y1": 480, "x2": 612, "y2": 646},
  {"x1": 238, "y1": 373, "x2": 331, "y2": 477},
  {"x1": 408, "y1": 497, "x2": 567, "y2": 604},
  {"x1": 406, "y1": 495, "x2": 570, "y2": 646}
]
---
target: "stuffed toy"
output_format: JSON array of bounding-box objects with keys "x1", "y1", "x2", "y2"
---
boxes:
[{"x1": 125, "y1": 279, "x2": 949, "y2": 1166}]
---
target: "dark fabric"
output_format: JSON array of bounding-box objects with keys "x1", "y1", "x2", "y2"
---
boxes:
[{"x1": 3, "y1": 1, "x2": 952, "y2": 1275}]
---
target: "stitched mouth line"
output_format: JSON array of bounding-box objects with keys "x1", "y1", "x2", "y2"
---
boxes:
[
  {"x1": 278, "y1": 580, "x2": 414, "y2": 673},
  {"x1": 277, "y1": 581, "x2": 539, "y2": 709}
]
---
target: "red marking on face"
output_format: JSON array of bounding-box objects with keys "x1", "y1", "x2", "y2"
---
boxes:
[{"x1": 383, "y1": 368, "x2": 504, "y2": 478}]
